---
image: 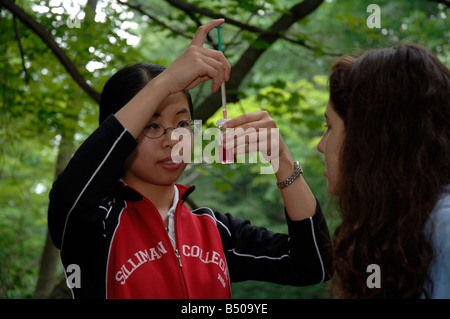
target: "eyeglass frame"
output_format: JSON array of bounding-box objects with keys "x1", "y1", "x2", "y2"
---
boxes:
[{"x1": 141, "y1": 120, "x2": 197, "y2": 139}]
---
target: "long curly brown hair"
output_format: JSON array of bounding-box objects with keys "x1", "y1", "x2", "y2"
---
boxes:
[{"x1": 328, "y1": 44, "x2": 450, "y2": 298}]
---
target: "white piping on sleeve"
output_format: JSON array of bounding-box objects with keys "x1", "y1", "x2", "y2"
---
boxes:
[
  {"x1": 191, "y1": 207, "x2": 232, "y2": 238},
  {"x1": 228, "y1": 248, "x2": 290, "y2": 260},
  {"x1": 192, "y1": 207, "x2": 326, "y2": 284},
  {"x1": 309, "y1": 216, "x2": 326, "y2": 285},
  {"x1": 192, "y1": 207, "x2": 291, "y2": 261},
  {"x1": 60, "y1": 128, "x2": 128, "y2": 250}
]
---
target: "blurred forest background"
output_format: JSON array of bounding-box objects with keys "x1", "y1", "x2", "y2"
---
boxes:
[{"x1": 0, "y1": 0, "x2": 448, "y2": 299}]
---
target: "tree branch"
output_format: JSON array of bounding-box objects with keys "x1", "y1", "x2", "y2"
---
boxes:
[
  {"x1": 117, "y1": 0, "x2": 193, "y2": 40},
  {"x1": 194, "y1": 0, "x2": 325, "y2": 122},
  {"x1": 12, "y1": 16, "x2": 29, "y2": 84},
  {"x1": 427, "y1": 0, "x2": 450, "y2": 7},
  {"x1": 165, "y1": 0, "x2": 331, "y2": 53},
  {"x1": 0, "y1": 0, "x2": 100, "y2": 103},
  {"x1": 165, "y1": 0, "x2": 276, "y2": 35}
]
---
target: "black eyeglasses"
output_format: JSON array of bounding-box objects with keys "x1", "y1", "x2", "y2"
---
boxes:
[{"x1": 142, "y1": 120, "x2": 196, "y2": 139}]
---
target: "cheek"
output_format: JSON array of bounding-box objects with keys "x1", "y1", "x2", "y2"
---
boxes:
[
  {"x1": 137, "y1": 140, "x2": 155, "y2": 158},
  {"x1": 124, "y1": 149, "x2": 137, "y2": 172},
  {"x1": 126, "y1": 140, "x2": 157, "y2": 168},
  {"x1": 325, "y1": 129, "x2": 344, "y2": 161},
  {"x1": 326, "y1": 140, "x2": 339, "y2": 167},
  {"x1": 326, "y1": 136, "x2": 345, "y2": 194}
]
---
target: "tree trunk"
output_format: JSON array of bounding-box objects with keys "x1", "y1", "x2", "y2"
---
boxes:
[
  {"x1": 34, "y1": 113, "x2": 78, "y2": 298},
  {"x1": 33, "y1": 0, "x2": 98, "y2": 298},
  {"x1": 33, "y1": 232, "x2": 61, "y2": 298}
]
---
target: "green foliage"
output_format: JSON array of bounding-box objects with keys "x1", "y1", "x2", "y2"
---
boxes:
[
  {"x1": 0, "y1": 0, "x2": 448, "y2": 299},
  {"x1": 0, "y1": 132, "x2": 56, "y2": 298}
]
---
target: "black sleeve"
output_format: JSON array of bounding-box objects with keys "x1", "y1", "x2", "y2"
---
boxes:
[
  {"x1": 48, "y1": 115, "x2": 137, "y2": 250},
  {"x1": 214, "y1": 200, "x2": 333, "y2": 286}
]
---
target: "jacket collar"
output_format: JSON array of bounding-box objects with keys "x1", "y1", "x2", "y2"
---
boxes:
[{"x1": 115, "y1": 180, "x2": 196, "y2": 203}]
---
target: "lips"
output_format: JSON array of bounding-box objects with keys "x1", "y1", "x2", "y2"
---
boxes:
[{"x1": 158, "y1": 157, "x2": 183, "y2": 171}]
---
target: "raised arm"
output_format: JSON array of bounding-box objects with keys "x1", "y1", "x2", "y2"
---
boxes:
[
  {"x1": 48, "y1": 19, "x2": 231, "y2": 249},
  {"x1": 115, "y1": 19, "x2": 231, "y2": 138}
]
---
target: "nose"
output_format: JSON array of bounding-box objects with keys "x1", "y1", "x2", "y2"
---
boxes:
[
  {"x1": 161, "y1": 128, "x2": 181, "y2": 148},
  {"x1": 317, "y1": 132, "x2": 326, "y2": 154}
]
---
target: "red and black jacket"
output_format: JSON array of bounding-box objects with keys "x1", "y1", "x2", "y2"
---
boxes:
[{"x1": 48, "y1": 115, "x2": 332, "y2": 299}]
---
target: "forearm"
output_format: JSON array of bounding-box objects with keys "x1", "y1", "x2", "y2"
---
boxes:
[
  {"x1": 115, "y1": 20, "x2": 230, "y2": 138},
  {"x1": 274, "y1": 145, "x2": 316, "y2": 221},
  {"x1": 114, "y1": 76, "x2": 170, "y2": 139}
]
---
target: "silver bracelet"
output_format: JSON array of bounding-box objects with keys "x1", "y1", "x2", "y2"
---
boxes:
[{"x1": 276, "y1": 161, "x2": 303, "y2": 189}]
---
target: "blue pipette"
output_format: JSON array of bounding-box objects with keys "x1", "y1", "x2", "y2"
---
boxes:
[{"x1": 216, "y1": 26, "x2": 227, "y2": 119}]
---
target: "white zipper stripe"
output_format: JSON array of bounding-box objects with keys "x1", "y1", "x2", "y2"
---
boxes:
[{"x1": 105, "y1": 202, "x2": 126, "y2": 299}]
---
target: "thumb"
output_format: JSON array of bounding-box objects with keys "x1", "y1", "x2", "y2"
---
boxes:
[{"x1": 190, "y1": 19, "x2": 225, "y2": 47}]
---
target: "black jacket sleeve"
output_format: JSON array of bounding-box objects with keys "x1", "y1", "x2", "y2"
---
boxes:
[
  {"x1": 214, "y1": 201, "x2": 333, "y2": 286},
  {"x1": 48, "y1": 115, "x2": 137, "y2": 250}
]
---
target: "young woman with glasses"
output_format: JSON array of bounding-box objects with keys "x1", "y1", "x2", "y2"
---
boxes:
[{"x1": 48, "y1": 19, "x2": 332, "y2": 299}]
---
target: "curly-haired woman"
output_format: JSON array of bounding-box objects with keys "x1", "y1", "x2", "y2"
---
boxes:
[{"x1": 318, "y1": 44, "x2": 450, "y2": 298}]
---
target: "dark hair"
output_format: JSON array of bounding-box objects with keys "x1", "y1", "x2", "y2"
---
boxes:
[
  {"x1": 99, "y1": 62, "x2": 194, "y2": 125},
  {"x1": 328, "y1": 44, "x2": 450, "y2": 298}
]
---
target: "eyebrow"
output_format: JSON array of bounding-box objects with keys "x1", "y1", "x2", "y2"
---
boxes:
[{"x1": 152, "y1": 108, "x2": 190, "y2": 118}]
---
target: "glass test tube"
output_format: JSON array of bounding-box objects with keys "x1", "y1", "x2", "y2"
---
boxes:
[{"x1": 216, "y1": 118, "x2": 235, "y2": 164}]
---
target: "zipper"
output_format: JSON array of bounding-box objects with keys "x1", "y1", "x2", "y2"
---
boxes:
[
  {"x1": 138, "y1": 194, "x2": 188, "y2": 297},
  {"x1": 175, "y1": 249, "x2": 182, "y2": 268},
  {"x1": 174, "y1": 199, "x2": 190, "y2": 298}
]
